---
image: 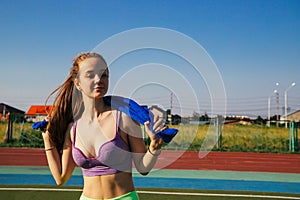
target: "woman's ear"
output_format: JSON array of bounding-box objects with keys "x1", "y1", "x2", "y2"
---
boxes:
[{"x1": 74, "y1": 78, "x2": 81, "y2": 91}]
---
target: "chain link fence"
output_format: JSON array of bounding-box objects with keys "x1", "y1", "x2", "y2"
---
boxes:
[
  {"x1": 0, "y1": 113, "x2": 44, "y2": 148},
  {"x1": 0, "y1": 116, "x2": 299, "y2": 153}
]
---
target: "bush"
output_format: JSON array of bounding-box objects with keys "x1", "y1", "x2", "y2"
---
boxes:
[{"x1": 0, "y1": 124, "x2": 44, "y2": 148}]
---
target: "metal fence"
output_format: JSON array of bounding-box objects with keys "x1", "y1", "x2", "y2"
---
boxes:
[
  {"x1": 0, "y1": 118, "x2": 299, "y2": 153},
  {"x1": 0, "y1": 119, "x2": 43, "y2": 148},
  {"x1": 165, "y1": 118, "x2": 299, "y2": 153},
  {"x1": 289, "y1": 122, "x2": 300, "y2": 152}
]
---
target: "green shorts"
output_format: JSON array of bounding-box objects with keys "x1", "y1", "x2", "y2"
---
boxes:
[{"x1": 80, "y1": 190, "x2": 139, "y2": 200}]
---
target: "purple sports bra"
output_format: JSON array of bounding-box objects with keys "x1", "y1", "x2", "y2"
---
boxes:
[{"x1": 71, "y1": 111, "x2": 132, "y2": 176}]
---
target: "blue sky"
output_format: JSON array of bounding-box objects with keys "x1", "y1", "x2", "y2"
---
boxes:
[{"x1": 0, "y1": 0, "x2": 299, "y2": 118}]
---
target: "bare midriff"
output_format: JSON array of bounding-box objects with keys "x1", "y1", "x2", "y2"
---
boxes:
[{"x1": 82, "y1": 172, "x2": 135, "y2": 199}]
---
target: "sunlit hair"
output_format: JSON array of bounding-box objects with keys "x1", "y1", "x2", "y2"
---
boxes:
[{"x1": 45, "y1": 52, "x2": 106, "y2": 154}]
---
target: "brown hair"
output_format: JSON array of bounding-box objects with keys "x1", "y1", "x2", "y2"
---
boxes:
[{"x1": 46, "y1": 52, "x2": 106, "y2": 153}]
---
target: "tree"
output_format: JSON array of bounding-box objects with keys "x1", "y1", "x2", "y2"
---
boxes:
[
  {"x1": 192, "y1": 111, "x2": 200, "y2": 121},
  {"x1": 255, "y1": 115, "x2": 265, "y2": 125}
]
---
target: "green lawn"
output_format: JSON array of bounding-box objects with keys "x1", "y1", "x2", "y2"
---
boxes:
[
  {"x1": 0, "y1": 122, "x2": 298, "y2": 153},
  {"x1": 0, "y1": 185, "x2": 299, "y2": 200}
]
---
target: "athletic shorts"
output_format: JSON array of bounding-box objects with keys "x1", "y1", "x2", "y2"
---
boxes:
[{"x1": 79, "y1": 190, "x2": 139, "y2": 200}]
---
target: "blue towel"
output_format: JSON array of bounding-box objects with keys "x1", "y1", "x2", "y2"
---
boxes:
[
  {"x1": 32, "y1": 96, "x2": 178, "y2": 143},
  {"x1": 103, "y1": 96, "x2": 178, "y2": 143},
  {"x1": 32, "y1": 120, "x2": 48, "y2": 131}
]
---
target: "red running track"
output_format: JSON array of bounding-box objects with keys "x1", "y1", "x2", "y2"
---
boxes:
[{"x1": 0, "y1": 148, "x2": 300, "y2": 173}]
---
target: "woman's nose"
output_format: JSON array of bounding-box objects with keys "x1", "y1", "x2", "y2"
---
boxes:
[{"x1": 94, "y1": 74, "x2": 101, "y2": 83}]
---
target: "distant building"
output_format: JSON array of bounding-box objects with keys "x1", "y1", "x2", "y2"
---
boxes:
[
  {"x1": 149, "y1": 105, "x2": 167, "y2": 122},
  {"x1": 26, "y1": 105, "x2": 53, "y2": 122},
  {"x1": 285, "y1": 110, "x2": 300, "y2": 122},
  {"x1": 166, "y1": 109, "x2": 181, "y2": 125},
  {"x1": 0, "y1": 103, "x2": 25, "y2": 120}
]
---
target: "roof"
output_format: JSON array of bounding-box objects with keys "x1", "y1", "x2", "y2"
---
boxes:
[
  {"x1": 26, "y1": 105, "x2": 53, "y2": 116},
  {"x1": 0, "y1": 103, "x2": 25, "y2": 114},
  {"x1": 149, "y1": 105, "x2": 167, "y2": 118},
  {"x1": 149, "y1": 105, "x2": 165, "y2": 113},
  {"x1": 286, "y1": 109, "x2": 300, "y2": 117}
]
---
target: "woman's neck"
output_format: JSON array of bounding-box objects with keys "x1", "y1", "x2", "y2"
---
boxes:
[{"x1": 81, "y1": 97, "x2": 106, "y2": 121}]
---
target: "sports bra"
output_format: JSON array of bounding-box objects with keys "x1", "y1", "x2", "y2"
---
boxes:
[{"x1": 71, "y1": 111, "x2": 132, "y2": 176}]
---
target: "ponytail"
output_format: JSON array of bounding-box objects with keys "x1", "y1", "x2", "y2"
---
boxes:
[{"x1": 45, "y1": 52, "x2": 104, "y2": 153}]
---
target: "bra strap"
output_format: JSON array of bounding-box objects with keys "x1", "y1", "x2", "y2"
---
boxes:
[
  {"x1": 72, "y1": 121, "x2": 77, "y2": 145},
  {"x1": 116, "y1": 110, "x2": 120, "y2": 135}
]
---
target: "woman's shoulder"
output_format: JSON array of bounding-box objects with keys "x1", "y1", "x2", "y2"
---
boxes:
[
  {"x1": 120, "y1": 111, "x2": 139, "y2": 125},
  {"x1": 65, "y1": 122, "x2": 75, "y2": 139},
  {"x1": 63, "y1": 122, "x2": 74, "y2": 146},
  {"x1": 67, "y1": 121, "x2": 74, "y2": 131},
  {"x1": 119, "y1": 111, "x2": 141, "y2": 136}
]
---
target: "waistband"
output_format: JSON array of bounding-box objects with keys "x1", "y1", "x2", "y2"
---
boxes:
[{"x1": 79, "y1": 190, "x2": 139, "y2": 200}]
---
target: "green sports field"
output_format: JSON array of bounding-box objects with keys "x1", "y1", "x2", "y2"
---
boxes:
[{"x1": 1, "y1": 185, "x2": 300, "y2": 200}]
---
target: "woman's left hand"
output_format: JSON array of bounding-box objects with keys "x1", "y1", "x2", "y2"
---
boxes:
[{"x1": 144, "y1": 116, "x2": 165, "y2": 153}]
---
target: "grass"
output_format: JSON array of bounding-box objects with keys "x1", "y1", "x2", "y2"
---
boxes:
[
  {"x1": 0, "y1": 185, "x2": 300, "y2": 200},
  {"x1": 0, "y1": 122, "x2": 43, "y2": 147},
  {"x1": 166, "y1": 124, "x2": 294, "y2": 153},
  {"x1": 0, "y1": 121, "x2": 33, "y2": 142},
  {"x1": 220, "y1": 125, "x2": 290, "y2": 153},
  {"x1": 0, "y1": 121, "x2": 298, "y2": 153},
  {"x1": 0, "y1": 122, "x2": 7, "y2": 142}
]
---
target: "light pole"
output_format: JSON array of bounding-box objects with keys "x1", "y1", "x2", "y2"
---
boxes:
[
  {"x1": 284, "y1": 82, "x2": 296, "y2": 128},
  {"x1": 275, "y1": 83, "x2": 280, "y2": 127},
  {"x1": 275, "y1": 89, "x2": 280, "y2": 127},
  {"x1": 267, "y1": 89, "x2": 277, "y2": 127},
  {"x1": 267, "y1": 83, "x2": 280, "y2": 127}
]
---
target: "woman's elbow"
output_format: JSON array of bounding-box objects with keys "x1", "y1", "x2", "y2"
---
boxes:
[
  {"x1": 135, "y1": 163, "x2": 152, "y2": 175},
  {"x1": 140, "y1": 172, "x2": 149, "y2": 176},
  {"x1": 54, "y1": 177, "x2": 68, "y2": 186},
  {"x1": 136, "y1": 168, "x2": 150, "y2": 176},
  {"x1": 55, "y1": 179, "x2": 65, "y2": 186}
]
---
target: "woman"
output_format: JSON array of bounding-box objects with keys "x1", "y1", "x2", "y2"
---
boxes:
[{"x1": 42, "y1": 52, "x2": 164, "y2": 200}]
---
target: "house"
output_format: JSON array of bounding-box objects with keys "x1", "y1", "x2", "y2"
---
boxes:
[
  {"x1": 0, "y1": 103, "x2": 25, "y2": 120},
  {"x1": 149, "y1": 105, "x2": 167, "y2": 122},
  {"x1": 285, "y1": 110, "x2": 300, "y2": 122},
  {"x1": 26, "y1": 105, "x2": 53, "y2": 122}
]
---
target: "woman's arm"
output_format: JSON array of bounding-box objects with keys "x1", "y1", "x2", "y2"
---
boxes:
[
  {"x1": 120, "y1": 113, "x2": 164, "y2": 175},
  {"x1": 42, "y1": 123, "x2": 76, "y2": 185}
]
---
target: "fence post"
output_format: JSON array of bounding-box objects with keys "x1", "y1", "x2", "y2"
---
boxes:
[
  {"x1": 4, "y1": 113, "x2": 13, "y2": 143},
  {"x1": 295, "y1": 124, "x2": 299, "y2": 151},
  {"x1": 215, "y1": 115, "x2": 223, "y2": 149},
  {"x1": 289, "y1": 121, "x2": 295, "y2": 152}
]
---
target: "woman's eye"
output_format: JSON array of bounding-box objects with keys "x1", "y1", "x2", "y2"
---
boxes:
[
  {"x1": 84, "y1": 71, "x2": 108, "y2": 79},
  {"x1": 86, "y1": 73, "x2": 95, "y2": 78}
]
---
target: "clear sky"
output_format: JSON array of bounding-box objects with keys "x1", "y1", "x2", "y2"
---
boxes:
[{"x1": 0, "y1": 0, "x2": 299, "y2": 118}]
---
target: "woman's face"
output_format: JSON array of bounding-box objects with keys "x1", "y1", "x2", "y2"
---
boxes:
[{"x1": 76, "y1": 57, "x2": 109, "y2": 99}]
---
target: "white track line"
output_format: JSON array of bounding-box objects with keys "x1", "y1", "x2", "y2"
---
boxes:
[
  {"x1": 0, "y1": 188, "x2": 82, "y2": 192},
  {"x1": 139, "y1": 191, "x2": 300, "y2": 199},
  {"x1": 0, "y1": 188, "x2": 299, "y2": 199}
]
